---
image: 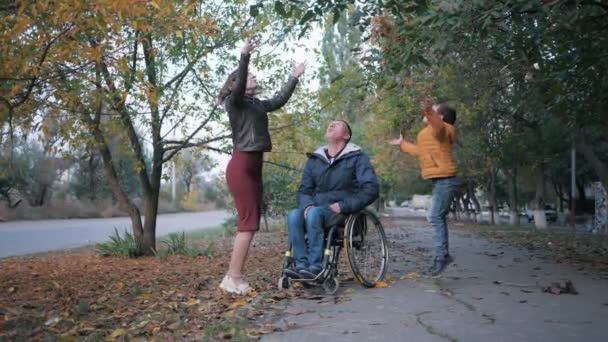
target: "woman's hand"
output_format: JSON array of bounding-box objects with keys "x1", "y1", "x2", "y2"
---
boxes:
[
  {"x1": 389, "y1": 134, "x2": 404, "y2": 146},
  {"x1": 291, "y1": 61, "x2": 307, "y2": 78},
  {"x1": 241, "y1": 37, "x2": 257, "y2": 55}
]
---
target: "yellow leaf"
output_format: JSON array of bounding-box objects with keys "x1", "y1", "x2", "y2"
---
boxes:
[
  {"x1": 344, "y1": 288, "x2": 355, "y2": 295},
  {"x1": 7, "y1": 287, "x2": 15, "y2": 293},
  {"x1": 137, "y1": 293, "x2": 156, "y2": 301},
  {"x1": 384, "y1": 274, "x2": 395, "y2": 281},
  {"x1": 185, "y1": 299, "x2": 200, "y2": 307},
  {"x1": 116, "y1": 282, "x2": 125, "y2": 291},
  {"x1": 401, "y1": 272, "x2": 420, "y2": 280},
  {"x1": 375, "y1": 281, "x2": 389, "y2": 288},
  {"x1": 109, "y1": 328, "x2": 127, "y2": 339},
  {"x1": 247, "y1": 290, "x2": 258, "y2": 298},
  {"x1": 230, "y1": 298, "x2": 249, "y2": 309}
]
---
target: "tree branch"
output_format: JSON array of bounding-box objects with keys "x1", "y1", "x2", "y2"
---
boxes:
[{"x1": 92, "y1": 38, "x2": 153, "y2": 195}]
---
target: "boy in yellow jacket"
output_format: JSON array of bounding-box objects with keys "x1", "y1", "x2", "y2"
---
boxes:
[{"x1": 390, "y1": 99, "x2": 459, "y2": 276}]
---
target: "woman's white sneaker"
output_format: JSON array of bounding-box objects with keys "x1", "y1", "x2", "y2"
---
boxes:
[{"x1": 219, "y1": 275, "x2": 251, "y2": 295}]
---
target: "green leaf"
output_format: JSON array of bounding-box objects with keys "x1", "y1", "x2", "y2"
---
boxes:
[
  {"x1": 299, "y1": 10, "x2": 315, "y2": 25},
  {"x1": 274, "y1": 1, "x2": 287, "y2": 18},
  {"x1": 250, "y1": 4, "x2": 260, "y2": 17},
  {"x1": 332, "y1": 8, "x2": 341, "y2": 25}
]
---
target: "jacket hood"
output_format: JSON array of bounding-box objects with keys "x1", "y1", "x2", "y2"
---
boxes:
[{"x1": 311, "y1": 143, "x2": 362, "y2": 163}]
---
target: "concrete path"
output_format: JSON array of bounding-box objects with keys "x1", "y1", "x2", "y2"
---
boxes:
[
  {"x1": 0, "y1": 210, "x2": 230, "y2": 258},
  {"x1": 263, "y1": 217, "x2": 608, "y2": 341}
]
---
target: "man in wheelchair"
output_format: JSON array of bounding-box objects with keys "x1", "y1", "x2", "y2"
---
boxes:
[{"x1": 285, "y1": 119, "x2": 379, "y2": 279}]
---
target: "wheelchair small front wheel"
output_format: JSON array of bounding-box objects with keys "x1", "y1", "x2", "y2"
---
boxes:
[
  {"x1": 323, "y1": 276, "x2": 339, "y2": 295},
  {"x1": 278, "y1": 276, "x2": 289, "y2": 290}
]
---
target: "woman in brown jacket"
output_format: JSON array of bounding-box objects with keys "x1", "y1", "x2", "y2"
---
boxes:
[{"x1": 216, "y1": 38, "x2": 305, "y2": 294}]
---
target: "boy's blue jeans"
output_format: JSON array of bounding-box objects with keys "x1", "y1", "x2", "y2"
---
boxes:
[
  {"x1": 429, "y1": 177, "x2": 460, "y2": 261},
  {"x1": 287, "y1": 206, "x2": 334, "y2": 270}
]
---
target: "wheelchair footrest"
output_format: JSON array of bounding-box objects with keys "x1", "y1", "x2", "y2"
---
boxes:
[{"x1": 283, "y1": 269, "x2": 301, "y2": 279}]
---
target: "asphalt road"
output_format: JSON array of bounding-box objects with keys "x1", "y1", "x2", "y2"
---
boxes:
[{"x1": 0, "y1": 210, "x2": 231, "y2": 259}]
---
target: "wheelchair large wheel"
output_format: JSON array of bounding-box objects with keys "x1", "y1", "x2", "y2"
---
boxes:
[{"x1": 344, "y1": 210, "x2": 388, "y2": 288}]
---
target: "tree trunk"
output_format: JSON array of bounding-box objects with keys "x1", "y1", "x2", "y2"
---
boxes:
[
  {"x1": 508, "y1": 168, "x2": 519, "y2": 226},
  {"x1": 553, "y1": 181, "x2": 566, "y2": 213},
  {"x1": 578, "y1": 141, "x2": 608, "y2": 192},
  {"x1": 469, "y1": 183, "x2": 482, "y2": 222},
  {"x1": 488, "y1": 169, "x2": 497, "y2": 225},
  {"x1": 142, "y1": 190, "x2": 159, "y2": 254},
  {"x1": 534, "y1": 164, "x2": 547, "y2": 229},
  {"x1": 88, "y1": 154, "x2": 96, "y2": 201}
]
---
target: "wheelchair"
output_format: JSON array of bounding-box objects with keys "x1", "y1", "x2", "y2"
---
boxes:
[{"x1": 278, "y1": 209, "x2": 389, "y2": 294}]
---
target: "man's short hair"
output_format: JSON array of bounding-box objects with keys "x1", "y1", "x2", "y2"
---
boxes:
[
  {"x1": 437, "y1": 103, "x2": 456, "y2": 125},
  {"x1": 334, "y1": 119, "x2": 352, "y2": 143}
]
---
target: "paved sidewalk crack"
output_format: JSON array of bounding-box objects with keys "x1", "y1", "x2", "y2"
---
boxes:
[{"x1": 415, "y1": 311, "x2": 458, "y2": 342}]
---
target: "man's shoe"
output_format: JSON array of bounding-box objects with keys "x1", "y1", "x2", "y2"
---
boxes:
[
  {"x1": 298, "y1": 266, "x2": 323, "y2": 279},
  {"x1": 429, "y1": 254, "x2": 454, "y2": 276},
  {"x1": 283, "y1": 268, "x2": 301, "y2": 279}
]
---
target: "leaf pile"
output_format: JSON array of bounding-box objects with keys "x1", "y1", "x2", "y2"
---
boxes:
[{"x1": 0, "y1": 230, "x2": 315, "y2": 340}]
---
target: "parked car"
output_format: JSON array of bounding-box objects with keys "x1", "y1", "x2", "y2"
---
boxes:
[{"x1": 526, "y1": 204, "x2": 558, "y2": 223}]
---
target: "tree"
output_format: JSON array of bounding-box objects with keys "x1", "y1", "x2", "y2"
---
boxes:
[{"x1": 1, "y1": 0, "x2": 305, "y2": 254}]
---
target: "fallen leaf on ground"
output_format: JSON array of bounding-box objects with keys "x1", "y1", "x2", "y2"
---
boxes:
[
  {"x1": 401, "y1": 272, "x2": 420, "y2": 280},
  {"x1": 246, "y1": 325, "x2": 274, "y2": 337},
  {"x1": 542, "y1": 280, "x2": 578, "y2": 295},
  {"x1": 109, "y1": 328, "x2": 127, "y2": 339},
  {"x1": 184, "y1": 298, "x2": 200, "y2": 307},
  {"x1": 344, "y1": 288, "x2": 355, "y2": 295},
  {"x1": 230, "y1": 298, "x2": 249, "y2": 309},
  {"x1": 375, "y1": 281, "x2": 389, "y2": 288}
]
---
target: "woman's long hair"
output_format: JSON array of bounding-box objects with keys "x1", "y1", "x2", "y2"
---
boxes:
[{"x1": 217, "y1": 70, "x2": 238, "y2": 105}]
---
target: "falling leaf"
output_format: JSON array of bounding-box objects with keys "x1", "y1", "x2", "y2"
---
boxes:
[
  {"x1": 7, "y1": 287, "x2": 16, "y2": 293},
  {"x1": 375, "y1": 281, "x2": 389, "y2": 288}
]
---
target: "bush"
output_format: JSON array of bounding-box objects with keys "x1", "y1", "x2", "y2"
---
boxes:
[
  {"x1": 96, "y1": 228, "x2": 140, "y2": 257},
  {"x1": 180, "y1": 190, "x2": 200, "y2": 212}
]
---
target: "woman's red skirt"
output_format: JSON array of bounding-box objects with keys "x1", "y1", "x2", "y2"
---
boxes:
[{"x1": 225, "y1": 150, "x2": 264, "y2": 232}]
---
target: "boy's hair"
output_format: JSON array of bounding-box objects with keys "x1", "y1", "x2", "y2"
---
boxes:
[{"x1": 437, "y1": 103, "x2": 456, "y2": 125}]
